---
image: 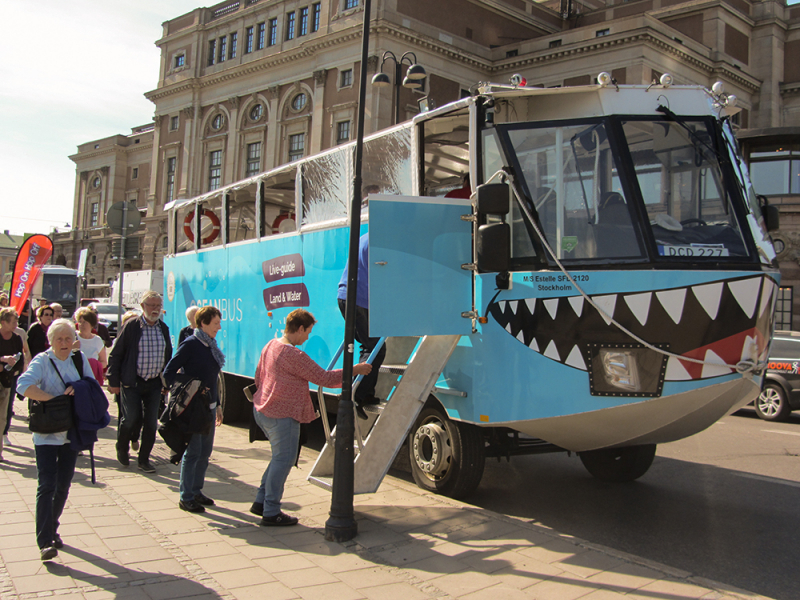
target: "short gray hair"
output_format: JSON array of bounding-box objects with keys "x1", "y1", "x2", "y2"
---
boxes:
[
  {"x1": 50, "y1": 303, "x2": 63, "y2": 311},
  {"x1": 47, "y1": 318, "x2": 76, "y2": 345},
  {"x1": 185, "y1": 305, "x2": 199, "y2": 322},
  {"x1": 140, "y1": 291, "x2": 162, "y2": 305}
]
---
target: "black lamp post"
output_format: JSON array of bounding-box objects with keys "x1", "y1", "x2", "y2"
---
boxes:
[{"x1": 371, "y1": 51, "x2": 426, "y2": 125}]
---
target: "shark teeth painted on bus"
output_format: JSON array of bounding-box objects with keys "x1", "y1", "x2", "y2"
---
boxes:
[{"x1": 487, "y1": 274, "x2": 777, "y2": 381}]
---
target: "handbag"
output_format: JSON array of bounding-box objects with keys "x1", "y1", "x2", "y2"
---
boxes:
[
  {"x1": 29, "y1": 395, "x2": 74, "y2": 433},
  {"x1": 28, "y1": 353, "x2": 83, "y2": 434}
]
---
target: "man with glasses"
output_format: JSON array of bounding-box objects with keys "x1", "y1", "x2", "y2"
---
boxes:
[{"x1": 107, "y1": 291, "x2": 172, "y2": 474}]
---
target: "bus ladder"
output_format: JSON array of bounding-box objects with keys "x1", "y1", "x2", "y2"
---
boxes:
[{"x1": 307, "y1": 334, "x2": 460, "y2": 494}]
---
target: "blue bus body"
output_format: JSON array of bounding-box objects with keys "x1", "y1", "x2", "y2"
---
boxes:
[{"x1": 164, "y1": 81, "x2": 779, "y2": 491}]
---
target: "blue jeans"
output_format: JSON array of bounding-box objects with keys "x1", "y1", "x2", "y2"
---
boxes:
[
  {"x1": 338, "y1": 299, "x2": 385, "y2": 402},
  {"x1": 180, "y1": 427, "x2": 215, "y2": 502},
  {"x1": 253, "y1": 408, "x2": 299, "y2": 517},
  {"x1": 35, "y1": 444, "x2": 78, "y2": 550},
  {"x1": 118, "y1": 377, "x2": 163, "y2": 463}
]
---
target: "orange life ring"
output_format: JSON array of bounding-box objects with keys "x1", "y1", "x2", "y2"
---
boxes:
[
  {"x1": 271, "y1": 212, "x2": 296, "y2": 234},
  {"x1": 184, "y1": 209, "x2": 221, "y2": 244}
]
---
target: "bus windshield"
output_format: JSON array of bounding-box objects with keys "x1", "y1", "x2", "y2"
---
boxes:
[
  {"x1": 490, "y1": 117, "x2": 751, "y2": 265},
  {"x1": 42, "y1": 275, "x2": 77, "y2": 303}
]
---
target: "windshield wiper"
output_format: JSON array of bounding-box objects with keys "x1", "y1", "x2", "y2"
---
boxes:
[{"x1": 655, "y1": 105, "x2": 721, "y2": 163}]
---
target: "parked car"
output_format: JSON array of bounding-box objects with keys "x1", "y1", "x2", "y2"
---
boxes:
[
  {"x1": 90, "y1": 303, "x2": 140, "y2": 339},
  {"x1": 756, "y1": 330, "x2": 800, "y2": 421},
  {"x1": 80, "y1": 298, "x2": 100, "y2": 307}
]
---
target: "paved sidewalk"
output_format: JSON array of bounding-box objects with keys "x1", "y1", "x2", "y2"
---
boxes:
[{"x1": 0, "y1": 403, "x2": 770, "y2": 600}]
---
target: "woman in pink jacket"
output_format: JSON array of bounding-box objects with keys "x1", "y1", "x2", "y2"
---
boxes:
[{"x1": 251, "y1": 309, "x2": 370, "y2": 526}]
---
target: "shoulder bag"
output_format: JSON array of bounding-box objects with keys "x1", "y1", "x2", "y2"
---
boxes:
[{"x1": 28, "y1": 353, "x2": 82, "y2": 434}]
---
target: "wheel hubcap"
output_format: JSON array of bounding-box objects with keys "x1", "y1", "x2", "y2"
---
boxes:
[
  {"x1": 412, "y1": 420, "x2": 452, "y2": 478},
  {"x1": 758, "y1": 388, "x2": 781, "y2": 417}
]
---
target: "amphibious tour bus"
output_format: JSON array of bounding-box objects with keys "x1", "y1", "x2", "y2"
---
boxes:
[{"x1": 163, "y1": 76, "x2": 779, "y2": 498}]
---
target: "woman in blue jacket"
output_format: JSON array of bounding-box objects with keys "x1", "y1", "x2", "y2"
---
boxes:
[{"x1": 163, "y1": 306, "x2": 224, "y2": 513}]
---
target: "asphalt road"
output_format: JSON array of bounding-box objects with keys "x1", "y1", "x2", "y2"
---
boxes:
[{"x1": 441, "y1": 408, "x2": 800, "y2": 600}]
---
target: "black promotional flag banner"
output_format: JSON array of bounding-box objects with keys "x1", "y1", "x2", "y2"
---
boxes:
[{"x1": 10, "y1": 234, "x2": 53, "y2": 314}]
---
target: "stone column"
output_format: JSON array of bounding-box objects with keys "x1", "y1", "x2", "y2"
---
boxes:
[
  {"x1": 311, "y1": 69, "x2": 327, "y2": 154},
  {"x1": 180, "y1": 106, "x2": 196, "y2": 198},
  {"x1": 266, "y1": 86, "x2": 281, "y2": 170}
]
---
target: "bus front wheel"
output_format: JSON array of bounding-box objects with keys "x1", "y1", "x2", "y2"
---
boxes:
[
  {"x1": 579, "y1": 444, "x2": 656, "y2": 482},
  {"x1": 408, "y1": 403, "x2": 485, "y2": 499}
]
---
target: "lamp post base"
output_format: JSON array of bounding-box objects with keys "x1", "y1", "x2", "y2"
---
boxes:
[{"x1": 324, "y1": 516, "x2": 358, "y2": 542}]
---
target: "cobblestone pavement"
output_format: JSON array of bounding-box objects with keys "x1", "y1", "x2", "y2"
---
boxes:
[{"x1": 0, "y1": 400, "x2": 771, "y2": 600}]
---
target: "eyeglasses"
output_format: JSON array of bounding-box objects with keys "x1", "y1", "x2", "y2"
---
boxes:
[
  {"x1": 42, "y1": 312, "x2": 54, "y2": 317},
  {"x1": 143, "y1": 303, "x2": 163, "y2": 309}
]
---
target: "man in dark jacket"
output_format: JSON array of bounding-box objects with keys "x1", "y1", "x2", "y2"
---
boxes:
[{"x1": 107, "y1": 291, "x2": 172, "y2": 474}]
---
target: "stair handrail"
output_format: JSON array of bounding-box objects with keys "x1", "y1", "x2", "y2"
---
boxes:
[
  {"x1": 316, "y1": 341, "x2": 345, "y2": 444},
  {"x1": 352, "y1": 337, "x2": 387, "y2": 451}
]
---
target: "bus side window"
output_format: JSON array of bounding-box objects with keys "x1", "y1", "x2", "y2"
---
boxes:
[
  {"x1": 228, "y1": 185, "x2": 258, "y2": 243},
  {"x1": 303, "y1": 147, "x2": 349, "y2": 225},
  {"x1": 262, "y1": 167, "x2": 298, "y2": 235}
]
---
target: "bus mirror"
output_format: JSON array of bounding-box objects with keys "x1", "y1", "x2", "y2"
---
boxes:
[
  {"x1": 477, "y1": 223, "x2": 510, "y2": 272},
  {"x1": 759, "y1": 198, "x2": 779, "y2": 232},
  {"x1": 476, "y1": 183, "x2": 510, "y2": 215},
  {"x1": 764, "y1": 204, "x2": 780, "y2": 232}
]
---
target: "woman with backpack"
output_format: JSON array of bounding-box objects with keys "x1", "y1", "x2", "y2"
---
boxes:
[
  {"x1": 162, "y1": 305, "x2": 224, "y2": 514},
  {"x1": 17, "y1": 319, "x2": 94, "y2": 561}
]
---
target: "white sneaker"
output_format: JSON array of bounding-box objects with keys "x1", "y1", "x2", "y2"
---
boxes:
[{"x1": 2, "y1": 435, "x2": 9, "y2": 446}]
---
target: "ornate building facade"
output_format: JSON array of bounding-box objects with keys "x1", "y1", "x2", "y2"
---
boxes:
[{"x1": 54, "y1": 0, "x2": 800, "y2": 325}]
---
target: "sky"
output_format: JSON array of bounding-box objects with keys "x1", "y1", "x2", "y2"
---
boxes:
[{"x1": 1, "y1": 0, "x2": 202, "y2": 237}]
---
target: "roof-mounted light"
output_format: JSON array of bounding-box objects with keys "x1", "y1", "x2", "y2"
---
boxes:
[
  {"x1": 712, "y1": 81, "x2": 725, "y2": 95},
  {"x1": 597, "y1": 72, "x2": 612, "y2": 87},
  {"x1": 510, "y1": 73, "x2": 527, "y2": 87},
  {"x1": 659, "y1": 73, "x2": 673, "y2": 87}
]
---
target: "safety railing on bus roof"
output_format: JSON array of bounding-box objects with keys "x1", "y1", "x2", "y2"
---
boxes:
[{"x1": 316, "y1": 336, "x2": 388, "y2": 451}]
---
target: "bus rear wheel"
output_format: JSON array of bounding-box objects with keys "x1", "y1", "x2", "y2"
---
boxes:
[
  {"x1": 408, "y1": 404, "x2": 485, "y2": 499},
  {"x1": 579, "y1": 444, "x2": 656, "y2": 482}
]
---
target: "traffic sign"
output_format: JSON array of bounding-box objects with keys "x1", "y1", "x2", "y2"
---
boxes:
[{"x1": 107, "y1": 201, "x2": 142, "y2": 235}]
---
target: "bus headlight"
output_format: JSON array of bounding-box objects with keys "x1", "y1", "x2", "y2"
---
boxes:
[
  {"x1": 600, "y1": 349, "x2": 640, "y2": 392},
  {"x1": 587, "y1": 343, "x2": 668, "y2": 397}
]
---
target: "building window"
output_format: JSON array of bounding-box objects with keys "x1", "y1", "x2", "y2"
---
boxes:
[
  {"x1": 291, "y1": 93, "x2": 307, "y2": 111},
  {"x1": 549, "y1": 39, "x2": 562, "y2": 48},
  {"x1": 268, "y1": 18, "x2": 278, "y2": 46},
  {"x1": 91, "y1": 255, "x2": 96, "y2": 265},
  {"x1": 312, "y1": 3, "x2": 321, "y2": 32},
  {"x1": 340, "y1": 69, "x2": 353, "y2": 87},
  {"x1": 90, "y1": 203, "x2": 99, "y2": 227},
  {"x1": 336, "y1": 121, "x2": 350, "y2": 144},
  {"x1": 132, "y1": 167, "x2": 139, "y2": 180},
  {"x1": 174, "y1": 54, "x2": 185, "y2": 68},
  {"x1": 246, "y1": 142, "x2": 262, "y2": 177},
  {"x1": 229, "y1": 32, "x2": 237, "y2": 59},
  {"x1": 209, "y1": 150, "x2": 222, "y2": 191},
  {"x1": 245, "y1": 26, "x2": 254, "y2": 53},
  {"x1": 596, "y1": 28, "x2": 610, "y2": 37},
  {"x1": 344, "y1": 0, "x2": 358, "y2": 9},
  {"x1": 286, "y1": 12, "x2": 296, "y2": 40},
  {"x1": 219, "y1": 36, "x2": 227, "y2": 62},
  {"x1": 249, "y1": 104, "x2": 263, "y2": 121},
  {"x1": 166, "y1": 157, "x2": 176, "y2": 204},
  {"x1": 162, "y1": 236, "x2": 169, "y2": 249},
  {"x1": 299, "y1": 7, "x2": 309, "y2": 36},
  {"x1": 92, "y1": 177, "x2": 101, "y2": 188},
  {"x1": 257, "y1": 22, "x2": 266, "y2": 50},
  {"x1": 170, "y1": 115, "x2": 179, "y2": 130},
  {"x1": 212, "y1": 114, "x2": 223, "y2": 130},
  {"x1": 506, "y1": 49, "x2": 518, "y2": 58},
  {"x1": 208, "y1": 39, "x2": 217, "y2": 66},
  {"x1": 750, "y1": 144, "x2": 800, "y2": 195},
  {"x1": 288, "y1": 133, "x2": 304, "y2": 162},
  {"x1": 776, "y1": 287, "x2": 793, "y2": 329}
]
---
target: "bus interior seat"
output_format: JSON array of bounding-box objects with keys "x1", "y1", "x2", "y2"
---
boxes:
[{"x1": 594, "y1": 192, "x2": 640, "y2": 257}]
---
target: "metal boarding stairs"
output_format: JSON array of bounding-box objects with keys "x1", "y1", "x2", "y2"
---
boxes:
[{"x1": 307, "y1": 334, "x2": 460, "y2": 494}]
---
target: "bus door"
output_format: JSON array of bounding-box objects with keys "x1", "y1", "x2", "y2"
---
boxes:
[{"x1": 367, "y1": 194, "x2": 473, "y2": 337}]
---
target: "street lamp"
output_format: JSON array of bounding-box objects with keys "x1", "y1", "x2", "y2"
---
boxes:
[{"x1": 371, "y1": 51, "x2": 426, "y2": 125}]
